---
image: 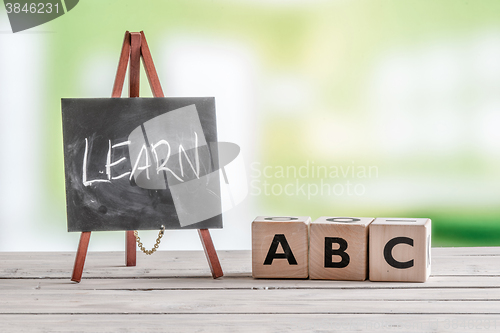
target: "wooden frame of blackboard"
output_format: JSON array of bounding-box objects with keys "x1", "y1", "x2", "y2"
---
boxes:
[{"x1": 70, "y1": 31, "x2": 224, "y2": 282}]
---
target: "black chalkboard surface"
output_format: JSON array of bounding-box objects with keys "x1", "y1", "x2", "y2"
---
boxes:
[{"x1": 61, "y1": 97, "x2": 223, "y2": 232}]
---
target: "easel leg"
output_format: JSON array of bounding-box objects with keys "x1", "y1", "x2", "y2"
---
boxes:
[
  {"x1": 126, "y1": 230, "x2": 136, "y2": 266},
  {"x1": 71, "y1": 232, "x2": 91, "y2": 283},
  {"x1": 112, "y1": 31, "x2": 130, "y2": 97},
  {"x1": 123, "y1": 33, "x2": 141, "y2": 268},
  {"x1": 198, "y1": 229, "x2": 223, "y2": 279},
  {"x1": 129, "y1": 32, "x2": 141, "y2": 97}
]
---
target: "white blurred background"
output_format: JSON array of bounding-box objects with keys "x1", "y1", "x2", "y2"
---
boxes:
[{"x1": 1, "y1": 0, "x2": 499, "y2": 252}]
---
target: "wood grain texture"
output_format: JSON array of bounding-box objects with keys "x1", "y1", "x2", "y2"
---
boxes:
[
  {"x1": 0, "y1": 248, "x2": 499, "y2": 332},
  {"x1": 70, "y1": 231, "x2": 91, "y2": 283},
  {"x1": 252, "y1": 216, "x2": 310, "y2": 279},
  {"x1": 125, "y1": 230, "x2": 136, "y2": 267},
  {"x1": 198, "y1": 229, "x2": 224, "y2": 279},
  {"x1": 1, "y1": 289, "x2": 500, "y2": 314},
  {"x1": 8, "y1": 250, "x2": 500, "y2": 280},
  {"x1": 140, "y1": 31, "x2": 165, "y2": 98},
  {"x1": 369, "y1": 218, "x2": 431, "y2": 282},
  {"x1": 1, "y1": 314, "x2": 499, "y2": 333},
  {"x1": 129, "y1": 32, "x2": 141, "y2": 98},
  {"x1": 309, "y1": 217, "x2": 373, "y2": 281},
  {"x1": 111, "y1": 31, "x2": 130, "y2": 98}
]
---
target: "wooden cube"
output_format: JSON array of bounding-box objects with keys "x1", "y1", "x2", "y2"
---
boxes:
[
  {"x1": 309, "y1": 217, "x2": 374, "y2": 281},
  {"x1": 369, "y1": 218, "x2": 431, "y2": 282},
  {"x1": 252, "y1": 216, "x2": 310, "y2": 279}
]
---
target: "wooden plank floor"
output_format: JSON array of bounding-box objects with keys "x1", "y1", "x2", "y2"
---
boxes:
[{"x1": 0, "y1": 247, "x2": 499, "y2": 332}]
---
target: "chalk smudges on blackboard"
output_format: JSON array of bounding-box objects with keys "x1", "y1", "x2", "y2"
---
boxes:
[{"x1": 62, "y1": 98, "x2": 247, "y2": 232}]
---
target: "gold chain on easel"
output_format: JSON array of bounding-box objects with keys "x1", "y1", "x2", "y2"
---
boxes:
[{"x1": 134, "y1": 225, "x2": 165, "y2": 255}]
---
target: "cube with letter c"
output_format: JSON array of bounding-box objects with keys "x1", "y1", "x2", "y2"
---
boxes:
[
  {"x1": 369, "y1": 218, "x2": 431, "y2": 282},
  {"x1": 252, "y1": 216, "x2": 310, "y2": 279}
]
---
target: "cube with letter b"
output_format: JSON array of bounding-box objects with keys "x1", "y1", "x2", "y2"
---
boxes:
[
  {"x1": 309, "y1": 217, "x2": 374, "y2": 281},
  {"x1": 369, "y1": 218, "x2": 431, "y2": 282},
  {"x1": 252, "y1": 216, "x2": 310, "y2": 279}
]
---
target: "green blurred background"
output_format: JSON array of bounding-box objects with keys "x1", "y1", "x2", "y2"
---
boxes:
[{"x1": 1, "y1": 0, "x2": 499, "y2": 251}]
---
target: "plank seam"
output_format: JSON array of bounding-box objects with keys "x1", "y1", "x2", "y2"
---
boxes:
[{"x1": 0, "y1": 312, "x2": 500, "y2": 315}]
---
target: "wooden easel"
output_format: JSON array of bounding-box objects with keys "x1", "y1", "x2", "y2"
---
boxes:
[{"x1": 71, "y1": 31, "x2": 224, "y2": 283}]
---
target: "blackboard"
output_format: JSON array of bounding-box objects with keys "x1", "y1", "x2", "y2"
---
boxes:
[{"x1": 61, "y1": 97, "x2": 223, "y2": 232}]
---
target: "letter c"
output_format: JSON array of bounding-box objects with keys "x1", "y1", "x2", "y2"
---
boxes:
[{"x1": 383, "y1": 237, "x2": 414, "y2": 269}]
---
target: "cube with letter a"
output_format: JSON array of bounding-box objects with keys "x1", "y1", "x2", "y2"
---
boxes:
[
  {"x1": 252, "y1": 216, "x2": 310, "y2": 279},
  {"x1": 369, "y1": 218, "x2": 431, "y2": 282},
  {"x1": 309, "y1": 217, "x2": 374, "y2": 281}
]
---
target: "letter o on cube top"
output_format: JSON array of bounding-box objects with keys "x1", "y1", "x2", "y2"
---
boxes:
[
  {"x1": 252, "y1": 216, "x2": 310, "y2": 279},
  {"x1": 369, "y1": 218, "x2": 431, "y2": 282}
]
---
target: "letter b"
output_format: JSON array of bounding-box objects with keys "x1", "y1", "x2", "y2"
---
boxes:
[
  {"x1": 309, "y1": 217, "x2": 373, "y2": 281},
  {"x1": 324, "y1": 237, "x2": 350, "y2": 268}
]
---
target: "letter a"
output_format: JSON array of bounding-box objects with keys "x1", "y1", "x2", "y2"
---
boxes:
[{"x1": 263, "y1": 234, "x2": 298, "y2": 265}]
